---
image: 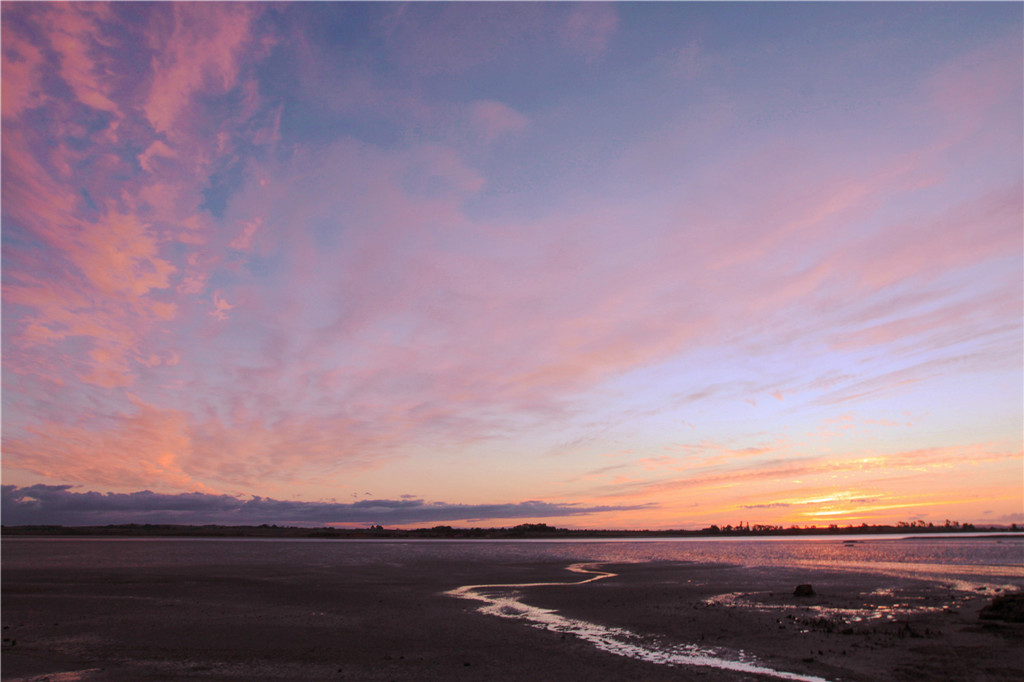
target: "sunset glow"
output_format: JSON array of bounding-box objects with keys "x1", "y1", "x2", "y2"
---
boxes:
[{"x1": 2, "y1": 2, "x2": 1021, "y2": 529}]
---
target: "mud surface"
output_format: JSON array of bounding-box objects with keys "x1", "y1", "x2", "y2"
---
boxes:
[{"x1": 3, "y1": 554, "x2": 1021, "y2": 681}]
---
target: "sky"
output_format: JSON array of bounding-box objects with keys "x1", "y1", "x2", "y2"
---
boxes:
[{"x1": 2, "y1": 2, "x2": 1021, "y2": 529}]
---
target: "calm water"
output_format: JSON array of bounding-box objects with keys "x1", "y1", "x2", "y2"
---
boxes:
[{"x1": 4, "y1": 534, "x2": 1023, "y2": 587}]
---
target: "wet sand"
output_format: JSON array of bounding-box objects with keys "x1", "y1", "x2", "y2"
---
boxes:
[{"x1": 3, "y1": 556, "x2": 1022, "y2": 681}]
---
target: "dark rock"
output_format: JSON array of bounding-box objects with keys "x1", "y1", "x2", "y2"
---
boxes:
[
  {"x1": 979, "y1": 592, "x2": 1024, "y2": 623},
  {"x1": 794, "y1": 584, "x2": 815, "y2": 597}
]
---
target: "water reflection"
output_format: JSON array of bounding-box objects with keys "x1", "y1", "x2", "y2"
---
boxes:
[{"x1": 448, "y1": 563, "x2": 830, "y2": 682}]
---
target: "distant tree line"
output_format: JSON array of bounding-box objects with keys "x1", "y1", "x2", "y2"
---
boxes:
[
  {"x1": 1, "y1": 520, "x2": 1017, "y2": 539},
  {"x1": 697, "y1": 519, "x2": 985, "y2": 535}
]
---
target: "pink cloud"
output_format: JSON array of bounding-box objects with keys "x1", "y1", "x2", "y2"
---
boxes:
[
  {"x1": 469, "y1": 100, "x2": 528, "y2": 143},
  {"x1": 2, "y1": 4, "x2": 278, "y2": 393},
  {"x1": 197, "y1": 142, "x2": 619, "y2": 441},
  {"x1": 849, "y1": 184, "x2": 1021, "y2": 293},
  {"x1": 229, "y1": 219, "x2": 261, "y2": 252},
  {"x1": 73, "y1": 211, "x2": 178, "y2": 297},
  {"x1": 144, "y1": 3, "x2": 263, "y2": 134},
  {"x1": 191, "y1": 90, "x2": 1019, "y2": 492},
  {"x1": 4, "y1": 4, "x2": 1019, "y2": 516},
  {"x1": 2, "y1": 146, "x2": 151, "y2": 387},
  {"x1": 923, "y1": 36, "x2": 1022, "y2": 135},
  {"x1": 0, "y1": 14, "x2": 48, "y2": 118},
  {"x1": 46, "y1": 3, "x2": 120, "y2": 114},
  {"x1": 137, "y1": 140, "x2": 176, "y2": 174},
  {"x1": 209, "y1": 293, "x2": 234, "y2": 321},
  {"x1": 2, "y1": 121, "x2": 184, "y2": 388},
  {"x1": 828, "y1": 285, "x2": 1020, "y2": 353},
  {"x1": 563, "y1": 3, "x2": 618, "y2": 61},
  {"x1": 406, "y1": 144, "x2": 486, "y2": 195},
  {"x1": 204, "y1": 86, "x2": 1013, "y2": 467}
]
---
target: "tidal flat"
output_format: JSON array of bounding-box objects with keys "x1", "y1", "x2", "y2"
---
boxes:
[{"x1": 2, "y1": 536, "x2": 1022, "y2": 681}]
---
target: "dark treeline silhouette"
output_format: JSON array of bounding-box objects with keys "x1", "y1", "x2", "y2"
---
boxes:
[{"x1": 2, "y1": 520, "x2": 1019, "y2": 539}]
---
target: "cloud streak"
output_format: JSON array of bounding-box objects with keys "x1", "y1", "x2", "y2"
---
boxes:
[{"x1": 2, "y1": 4, "x2": 1020, "y2": 528}]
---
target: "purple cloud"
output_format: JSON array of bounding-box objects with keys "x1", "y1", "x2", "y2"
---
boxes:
[{"x1": 1, "y1": 485, "x2": 650, "y2": 527}]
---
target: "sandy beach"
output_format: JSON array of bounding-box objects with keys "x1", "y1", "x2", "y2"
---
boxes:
[{"x1": 3, "y1": 544, "x2": 1022, "y2": 681}]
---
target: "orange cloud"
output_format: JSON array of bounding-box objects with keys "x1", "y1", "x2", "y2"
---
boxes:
[
  {"x1": 3, "y1": 136, "x2": 179, "y2": 386},
  {"x1": 3, "y1": 399, "x2": 201, "y2": 493},
  {"x1": 70, "y1": 211, "x2": 177, "y2": 297},
  {"x1": 587, "y1": 443, "x2": 1021, "y2": 503}
]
